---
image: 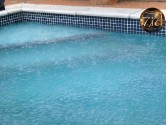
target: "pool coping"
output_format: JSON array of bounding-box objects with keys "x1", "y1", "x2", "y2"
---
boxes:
[
  {"x1": 1, "y1": 4, "x2": 166, "y2": 37},
  {"x1": 1, "y1": 3, "x2": 166, "y2": 19}
]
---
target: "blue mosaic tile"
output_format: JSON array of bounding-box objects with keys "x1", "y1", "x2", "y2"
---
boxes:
[{"x1": 0, "y1": 12, "x2": 165, "y2": 37}]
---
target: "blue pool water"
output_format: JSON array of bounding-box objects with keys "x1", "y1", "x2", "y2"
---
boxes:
[{"x1": 0, "y1": 23, "x2": 166, "y2": 125}]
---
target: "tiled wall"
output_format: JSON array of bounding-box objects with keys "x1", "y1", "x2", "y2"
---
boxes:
[
  {"x1": 0, "y1": 12, "x2": 165, "y2": 36},
  {"x1": 0, "y1": 13, "x2": 23, "y2": 25}
]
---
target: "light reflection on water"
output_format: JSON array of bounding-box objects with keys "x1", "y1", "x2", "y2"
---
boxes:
[{"x1": 0, "y1": 22, "x2": 166, "y2": 125}]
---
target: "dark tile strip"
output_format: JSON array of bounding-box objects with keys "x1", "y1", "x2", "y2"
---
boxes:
[{"x1": 0, "y1": 12, "x2": 165, "y2": 37}]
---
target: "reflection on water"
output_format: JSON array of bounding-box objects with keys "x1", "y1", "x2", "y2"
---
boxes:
[{"x1": 0, "y1": 22, "x2": 166, "y2": 125}]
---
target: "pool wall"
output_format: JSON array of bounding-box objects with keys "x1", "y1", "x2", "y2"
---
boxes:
[{"x1": 0, "y1": 4, "x2": 166, "y2": 37}]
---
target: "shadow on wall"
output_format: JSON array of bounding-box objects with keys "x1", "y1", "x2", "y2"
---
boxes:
[{"x1": 0, "y1": 0, "x2": 5, "y2": 11}]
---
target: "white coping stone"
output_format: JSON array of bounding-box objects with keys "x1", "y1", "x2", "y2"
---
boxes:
[
  {"x1": 34, "y1": 5, "x2": 78, "y2": 15},
  {"x1": 77, "y1": 7, "x2": 141, "y2": 18},
  {"x1": 22, "y1": 3, "x2": 36, "y2": 12},
  {"x1": 0, "y1": 10, "x2": 8, "y2": 16},
  {"x1": 0, "y1": 3, "x2": 166, "y2": 20},
  {"x1": 129, "y1": 10, "x2": 144, "y2": 19},
  {"x1": 6, "y1": 4, "x2": 22, "y2": 14}
]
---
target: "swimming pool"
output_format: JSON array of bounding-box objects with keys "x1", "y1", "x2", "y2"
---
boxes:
[{"x1": 0, "y1": 22, "x2": 166, "y2": 125}]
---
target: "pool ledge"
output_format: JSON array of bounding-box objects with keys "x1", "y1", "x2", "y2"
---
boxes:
[
  {"x1": 1, "y1": 3, "x2": 166, "y2": 19},
  {"x1": 1, "y1": 4, "x2": 166, "y2": 37}
]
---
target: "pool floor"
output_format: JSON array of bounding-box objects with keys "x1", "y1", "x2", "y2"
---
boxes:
[{"x1": 0, "y1": 23, "x2": 166, "y2": 125}]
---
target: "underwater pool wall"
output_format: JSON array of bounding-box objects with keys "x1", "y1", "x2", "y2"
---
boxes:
[{"x1": 0, "y1": 4, "x2": 166, "y2": 37}]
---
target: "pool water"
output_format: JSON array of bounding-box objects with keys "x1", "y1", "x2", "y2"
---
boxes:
[{"x1": 0, "y1": 23, "x2": 166, "y2": 125}]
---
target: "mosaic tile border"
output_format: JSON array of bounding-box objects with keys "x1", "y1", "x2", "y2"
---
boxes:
[{"x1": 0, "y1": 12, "x2": 166, "y2": 37}]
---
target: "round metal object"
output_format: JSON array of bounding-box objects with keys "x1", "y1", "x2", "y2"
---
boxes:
[{"x1": 140, "y1": 8, "x2": 165, "y2": 32}]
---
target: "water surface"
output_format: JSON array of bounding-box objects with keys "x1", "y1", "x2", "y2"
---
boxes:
[{"x1": 0, "y1": 23, "x2": 166, "y2": 125}]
